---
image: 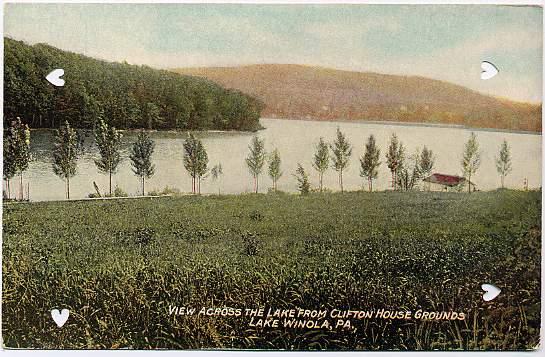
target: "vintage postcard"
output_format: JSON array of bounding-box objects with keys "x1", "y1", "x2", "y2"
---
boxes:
[{"x1": 2, "y1": 2, "x2": 542, "y2": 351}]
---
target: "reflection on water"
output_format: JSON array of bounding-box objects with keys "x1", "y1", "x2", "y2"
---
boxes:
[{"x1": 12, "y1": 118, "x2": 543, "y2": 201}]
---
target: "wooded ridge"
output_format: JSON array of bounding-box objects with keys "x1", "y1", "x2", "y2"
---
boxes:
[{"x1": 4, "y1": 38, "x2": 264, "y2": 131}]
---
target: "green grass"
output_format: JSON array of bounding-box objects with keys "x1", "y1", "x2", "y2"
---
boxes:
[{"x1": 2, "y1": 190, "x2": 541, "y2": 350}]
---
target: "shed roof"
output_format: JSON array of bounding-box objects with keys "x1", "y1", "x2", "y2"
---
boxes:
[{"x1": 423, "y1": 173, "x2": 474, "y2": 187}]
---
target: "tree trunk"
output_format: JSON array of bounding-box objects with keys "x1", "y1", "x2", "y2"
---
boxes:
[
  {"x1": 142, "y1": 177, "x2": 145, "y2": 196},
  {"x1": 501, "y1": 175, "x2": 504, "y2": 189},
  {"x1": 319, "y1": 173, "x2": 323, "y2": 193},
  {"x1": 109, "y1": 171, "x2": 113, "y2": 196},
  {"x1": 340, "y1": 171, "x2": 344, "y2": 193},
  {"x1": 6, "y1": 179, "x2": 10, "y2": 200},
  {"x1": 19, "y1": 174, "x2": 23, "y2": 201},
  {"x1": 67, "y1": 176, "x2": 70, "y2": 199},
  {"x1": 256, "y1": 176, "x2": 259, "y2": 193},
  {"x1": 369, "y1": 178, "x2": 372, "y2": 192},
  {"x1": 468, "y1": 173, "x2": 471, "y2": 193}
]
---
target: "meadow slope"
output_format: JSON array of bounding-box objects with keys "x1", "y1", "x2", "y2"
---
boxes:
[{"x1": 2, "y1": 190, "x2": 541, "y2": 350}]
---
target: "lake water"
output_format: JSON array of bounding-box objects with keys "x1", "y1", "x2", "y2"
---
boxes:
[{"x1": 12, "y1": 118, "x2": 543, "y2": 201}]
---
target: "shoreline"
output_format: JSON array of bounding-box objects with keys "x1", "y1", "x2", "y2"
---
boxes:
[
  {"x1": 261, "y1": 117, "x2": 543, "y2": 136},
  {"x1": 28, "y1": 118, "x2": 542, "y2": 136},
  {"x1": 6, "y1": 188, "x2": 541, "y2": 204}
]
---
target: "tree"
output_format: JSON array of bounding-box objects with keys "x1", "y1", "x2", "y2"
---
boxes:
[
  {"x1": 386, "y1": 133, "x2": 404, "y2": 190},
  {"x1": 5, "y1": 118, "x2": 31, "y2": 200},
  {"x1": 419, "y1": 146, "x2": 435, "y2": 190},
  {"x1": 293, "y1": 163, "x2": 310, "y2": 195},
  {"x1": 312, "y1": 137, "x2": 330, "y2": 192},
  {"x1": 419, "y1": 146, "x2": 435, "y2": 178},
  {"x1": 145, "y1": 102, "x2": 163, "y2": 130},
  {"x1": 268, "y1": 148, "x2": 282, "y2": 192},
  {"x1": 210, "y1": 163, "x2": 223, "y2": 195},
  {"x1": 94, "y1": 120, "x2": 123, "y2": 196},
  {"x1": 331, "y1": 128, "x2": 352, "y2": 192},
  {"x1": 183, "y1": 134, "x2": 198, "y2": 194},
  {"x1": 4, "y1": 38, "x2": 263, "y2": 132},
  {"x1": 461, "y1": 132, "x2": 481, "y2": 193},
  {"x1": 183, "y1": 133, "x2": 208, "y2": 194},
  {"x1": 81, "y1": 92, "x2": 103, "y2": 129},
  {"x1": 245, "y1": 136, "x2": 266, "y2": 193},
  {"x1": 130, "y1": 131, "x2": 155, "y2": 195},
  {"x1": 52, "y1": 121, "x2": 83, "y2": 199},
  {"x1": 3, "y1": 134, "x2": 16, "y2": 199},
  {"x1": 195, "y1": 139, "x2": 209, "y2": 194},
  {"x1": 397, "y1": 149, "x2": 421, "y2": 191},
  {"x1": 359, "y1": 135, "x2": 381, "y2": 192},
  {"x1": 125, "y1": 94, "x2": 142, "y2": 128},
  {"x1": 495, "y1": 139, "x2": 512, "y2": 189}
]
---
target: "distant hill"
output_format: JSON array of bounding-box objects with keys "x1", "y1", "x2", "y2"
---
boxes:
[
  {"x1": 4, "y1": 38, "x2": 263, "y2": 131},
  {"x1": 175, "y1": 64, "x2": 541, "y2": 132}
]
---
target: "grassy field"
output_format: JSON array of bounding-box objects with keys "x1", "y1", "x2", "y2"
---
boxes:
[{"x1": 2, "y1": 190, "x2": 541, "y2": 350}]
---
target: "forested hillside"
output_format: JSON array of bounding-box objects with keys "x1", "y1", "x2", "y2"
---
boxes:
[
  {"x1": 176, "y1": 64, "x2": 542, "y2": 132},
  {"x1": 4, "y1": 38, "x2": 263, "y2": 131}
]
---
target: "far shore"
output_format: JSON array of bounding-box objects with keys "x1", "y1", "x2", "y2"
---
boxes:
[
  {"x1": 27, "y1": 117, "x2": 542, "y2": 136},
  {"x1": 263, "y1": 116, "x2": 543, "y2": 136}
]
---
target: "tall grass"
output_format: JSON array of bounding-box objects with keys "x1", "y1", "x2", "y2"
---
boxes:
[{"x1": 2, "y1": 190, "x2": 541, "y2": 350}]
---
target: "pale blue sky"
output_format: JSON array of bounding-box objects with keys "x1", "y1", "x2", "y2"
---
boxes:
[{"x1": 4, "y1": 4, "x2": 543, "y2": 102}]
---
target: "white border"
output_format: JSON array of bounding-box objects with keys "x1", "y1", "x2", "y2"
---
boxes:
[
  {"x1": 1, "y1": 0, "x2": 545, "y2": 4},
  {"x1": 0, "y1": 0, "x2": 543, "y2": 356}
]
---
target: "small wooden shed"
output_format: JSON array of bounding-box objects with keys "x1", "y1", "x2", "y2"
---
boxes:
[{"x1": 423, "y1": 173, "x2": 476, "y2": 192}]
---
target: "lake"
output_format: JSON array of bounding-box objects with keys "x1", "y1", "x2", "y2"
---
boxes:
[{"x1": 13, "y1": 118, "x2": 543, "y2": 201}]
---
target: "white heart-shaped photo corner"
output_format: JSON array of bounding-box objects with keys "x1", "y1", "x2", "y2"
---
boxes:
[
  {"x1": 481, "y1": 284, "x2": 501, "y2": 302},
  {"x1": 481, "y1": 61, "x2": 499, "y2": 80},
  {"x1": 51, "y1": 308, "x2": 70, "y2": 327},
  {"x1": 46, "y1": 68, "x2": 65, "y2": 87}
]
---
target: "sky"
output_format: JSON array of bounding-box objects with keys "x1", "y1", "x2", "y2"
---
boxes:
[{"x1": 4, "y1": 3, "x2": 543, "y2": 103}]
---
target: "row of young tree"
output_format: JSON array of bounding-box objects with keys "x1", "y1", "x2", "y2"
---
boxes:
[
  {"x1": 3, "y1": 117, "x2": 225, "y2": 199},
  {"x1": 3, "y1": 118, "x2": 513, "y2": 200},
  {"x1": 3, "y1": 117, "x2": 144, "y2": 199},
  {"x1": 240, "y1": 128, "x2": 511, "y2": 194},
  {"x1": 4, "y1": 38, "x2": 263, "y2": 131}
]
